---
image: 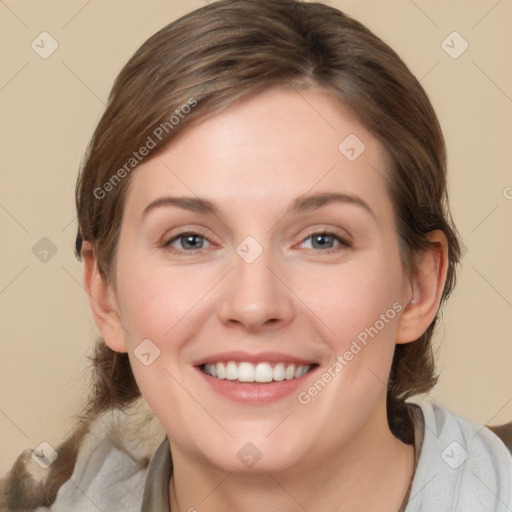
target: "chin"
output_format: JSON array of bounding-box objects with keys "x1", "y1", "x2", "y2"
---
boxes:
[{"x1": 193, "y1": 431, "x2": 312, "y2": 475}]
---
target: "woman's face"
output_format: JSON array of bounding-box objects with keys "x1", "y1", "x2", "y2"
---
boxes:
[{"x1": 110, "y1": 87, "x2": 412, "y2": 472}]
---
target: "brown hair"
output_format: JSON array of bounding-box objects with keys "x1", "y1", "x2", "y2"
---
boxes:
[{"x1": 1, "y1": 0, "x2": 460, "y2": 508}]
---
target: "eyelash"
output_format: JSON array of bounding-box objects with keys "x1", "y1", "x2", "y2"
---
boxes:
[
  {"x1": 163, "y1": 230, "x2": 352, "y2": 255},
  {"x1": 163, "y1": 231, "x2": 214, "y2": 254},
  {"x1": 298, "y1": 230, "x2": 352, "y2": 254}
]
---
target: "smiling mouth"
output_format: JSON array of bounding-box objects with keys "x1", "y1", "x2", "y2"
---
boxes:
[{"x1": 201, "y1": 361, "x2": 317, "y2": 383}]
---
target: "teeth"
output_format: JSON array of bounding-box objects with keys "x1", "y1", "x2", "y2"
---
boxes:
[
  {"x1": 238, "y1": 362, "x2": 254, "y2": 382},
  {"x1": 285, "y1": 364, "x2": 295, "y2": 380},
  {"x1": 254, "y1": 363, "x2": 273, "y2": 383},
  {"x1": 202, "y1": 361, "x2": 312, "y2": 383},
  {"x1": 273, "y1": 362, "x2": 285, "y2": 381},
  {"x1": 216, "y1": 362, "x2": 226, "y2": 379},
  {"x1": 226, "y1": 361, "x2": 238, "y2": 380}
]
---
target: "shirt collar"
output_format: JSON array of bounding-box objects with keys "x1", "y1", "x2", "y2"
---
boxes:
[{"x1": 141, "y1": 436, "x2": 172, "y2": 511}]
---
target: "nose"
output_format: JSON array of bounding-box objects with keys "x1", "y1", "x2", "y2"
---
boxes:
[{"x1": 217, "y1": 250, "x2": 295, "y2": 333}]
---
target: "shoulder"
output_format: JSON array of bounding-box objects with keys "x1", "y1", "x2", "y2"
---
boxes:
[
  {"x1": 1, "y1": 399, "x2": 165, "y2": 512},
  {"x1": 43, "y1": 439, "x2": 147, "y2": 512},
  {"x1": 406, "y1": 399, "x2": 512, "y2": 512},
  {"x1": 49, "y1": 439, "x2": 151, "y2": 512},
  {"x1": 47, "y1": 400, "x2": 165, "y2": 512}
]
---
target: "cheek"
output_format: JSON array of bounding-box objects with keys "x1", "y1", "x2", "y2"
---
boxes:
[
  {"x1": 115, "y1": 255, "x2": 221, "y2": 347},
  {"x1": 114, "y1": 259, "x2": 224, "y2": 435},
  {"x1": 291, "y1": 257, "x2": 404, "y2": 415},
  {"x1": 289, "y1": 255, "x2": 404, "y2": 345}
]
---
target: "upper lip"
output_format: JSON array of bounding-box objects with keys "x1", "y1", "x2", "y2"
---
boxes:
[{"x1": 192, "y1": 351, "x2": 317, "y2": 366}]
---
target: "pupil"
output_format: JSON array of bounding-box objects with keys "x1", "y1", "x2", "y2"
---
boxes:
[
  {"x1": 313, "y1": 234, "x2": 332, "y2": 249},
  {"x1": 183, "y1": 235, "x2": 203, "y2": 249}
]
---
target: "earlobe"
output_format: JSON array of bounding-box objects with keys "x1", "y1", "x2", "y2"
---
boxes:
[
  {"x1": 81, "y1": 241, "x2": 128, "y2": 353},
  {"x1": 396, "y1": 230, "x2": 449, "y2": 344}
]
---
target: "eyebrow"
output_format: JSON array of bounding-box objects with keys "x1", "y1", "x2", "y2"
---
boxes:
[
  {"x1": 142, "y1": 196, "x2": 217, "y2": 217},
  {"x1": 289, "y1": 192, "x2": 375, "y2": 219},
  {"x1": 141, "y1": 192, "x2": 375, "y2": 220}
]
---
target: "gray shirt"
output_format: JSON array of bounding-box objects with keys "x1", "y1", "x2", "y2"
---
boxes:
[{"x1": 46, "y1": 400, "x2": 512, "y2": 511}]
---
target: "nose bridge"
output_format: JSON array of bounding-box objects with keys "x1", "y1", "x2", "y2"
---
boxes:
[{"x1": 218, "y1": 241, "x2": 294, "y2": 331}]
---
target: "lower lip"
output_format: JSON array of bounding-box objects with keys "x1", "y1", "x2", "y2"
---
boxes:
[{"x1": 196, "y1": 366, "x2": 318, "y2": 403}]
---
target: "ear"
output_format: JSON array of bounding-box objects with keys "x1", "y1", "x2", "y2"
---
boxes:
[
  {"x1": 81, "y1": 241, "x2": 127, "y2": 353},
  {"x1": 396, "y1": 230, "x2": 449, "y2": 344}
]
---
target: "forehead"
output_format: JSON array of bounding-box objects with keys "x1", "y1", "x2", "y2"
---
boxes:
[{"x1": 123, "y1": 87, "x2": 393, "y2": 223}]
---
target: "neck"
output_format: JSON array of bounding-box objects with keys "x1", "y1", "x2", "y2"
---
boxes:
[{"x1": 168, "y1": 405, "x2": 415, "y2": 512}]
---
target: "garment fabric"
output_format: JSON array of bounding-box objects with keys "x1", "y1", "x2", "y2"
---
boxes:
[{"x1": 40, "y1": 400, "x2": 512, "y2": 511}]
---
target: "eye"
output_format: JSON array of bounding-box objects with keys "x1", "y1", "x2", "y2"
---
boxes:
[
  {"x1": 165, "y1": 232, "x2": 212, "y2": 252},
  {"x1": 299, "y1": 231, "x2": 351, "y2": 252}
]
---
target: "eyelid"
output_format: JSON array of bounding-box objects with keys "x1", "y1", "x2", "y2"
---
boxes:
[
  {"x1": 161, "y1": 227, "x2": 219, "y2": 252},
  {"x1": 159, "y1": 224, "x2": 353, "y2": 256},
  {"x1": 297, "y1": 225, "x2": 353, "y2": 244},
  {"x1": 294, "y1": 227, "x2": 353, "y2": 254},
  {"x1": 166, "y1": 232, "x2": 211, "y2": 246}
]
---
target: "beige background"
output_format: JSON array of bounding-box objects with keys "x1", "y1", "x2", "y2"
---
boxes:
[{"x1": 1, "y1": 0, "x2": 511, "y2": 474}]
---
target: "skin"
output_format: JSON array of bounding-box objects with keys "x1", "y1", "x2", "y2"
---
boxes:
[{"x1": 83, "y1": 86, "x2": 448, "y2": 511}]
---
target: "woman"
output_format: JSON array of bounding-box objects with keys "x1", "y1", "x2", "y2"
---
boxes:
[{"x1": 2, "y1": 1, "x2": 511, "y2": 510}]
